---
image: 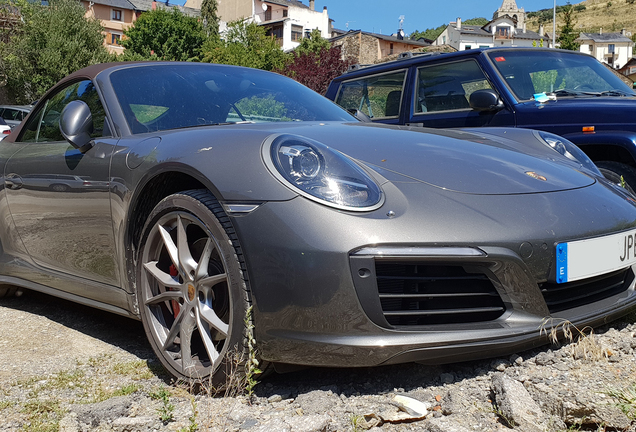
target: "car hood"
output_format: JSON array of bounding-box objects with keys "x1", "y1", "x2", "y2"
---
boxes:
[
  {"x1": 515, "y1": 97, "x2": 636, "y2": 131},
  {"x1": 277, "y1": 122, "x2": 595, "y2": 195}
]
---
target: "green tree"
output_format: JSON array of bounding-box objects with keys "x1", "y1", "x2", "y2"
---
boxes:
[
  {"x1": 294, "y1": 29, "x2": 330, "y2": 56},
  {"x1": 410, "y1": 24, "x2": 446, "y2": 41},
  {"x1": 464, "y1": 17, "x2": 489, "y2": 26},
  {"x1": 200, "y1": 0, "x2": 219, "y2": 39},
  {"x1": 122, "y1": 8, "x2": 206, "y2": 61},
  {"x1": 200, "y1": 20, "x2": 287, "y2": 71},
  {"x1": 0, "y1": 0, "x2": 112, "y2": 104},
  {"x1": 557, "y1": 2, "x2": 580, "y2": 51},
  {"x1": 410, "y1": 18, "x2": 487, "y2": 42}
]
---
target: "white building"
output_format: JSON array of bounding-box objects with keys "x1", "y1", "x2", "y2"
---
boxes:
[
  {"x1": 433, "y1": 15, "x2": 545, "y2": 51},
  {"x1": 577, "y1": 30, "x2": 634, "y2": 69},
  {"x1": 433, "y1": 0, "x2": 547, "y2": 51},
  {"x1": 185, "y1": 0, "x2": 330, "y2": 51}
]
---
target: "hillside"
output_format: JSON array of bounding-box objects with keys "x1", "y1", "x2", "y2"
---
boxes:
[{"x1": 525, "y1": 0, "x2": 636, "y2": 37}]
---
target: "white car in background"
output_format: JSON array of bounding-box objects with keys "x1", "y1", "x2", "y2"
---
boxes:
[
  {"x1": 0, "y1": 105, "x2": 32, "y2": 130},
  {"x1": 0, "y1": 117, "x2": 11, "y2": 140}
]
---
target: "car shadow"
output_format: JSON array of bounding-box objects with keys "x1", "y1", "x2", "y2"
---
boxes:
[{"x1": 0, "y1": 288, "x2": 172, "y2": 382}]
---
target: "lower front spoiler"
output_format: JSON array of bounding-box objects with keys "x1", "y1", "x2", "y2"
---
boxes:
[{"x1": 260, "y1": 287, "x2": 636, "y2": 368}]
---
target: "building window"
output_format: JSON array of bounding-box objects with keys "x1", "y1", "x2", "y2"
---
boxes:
[
  {"x1": 291, "y1": 25, "x2": 303, "y2": 42},
  {"x1": 465, "y1": 45, "x2": 472, "y2": 50},
  {"x1": 495, "y1": 26, "x2": 510, "y2": 39},
  {"x1": 283, "y1": 9, "x2": 288, "y2": 17},
  {"x1": 264, "y1": 8, "x2": 271, "y2": 21},
  {"x1": 111, "y1": 33, "x2": 121, "y2": 45},
  {"x1": 112, "y1": 9, "x2": 122, "y2": 21},
  {"x1": 589, "y1": 44, "x2": 593, "y2": 52},
  {"x1": 609, "y1": 44, "x2": 615, "y2": 53},
  {"x1": 442, "y1": 36, "x2": 446, "y2": 44}
]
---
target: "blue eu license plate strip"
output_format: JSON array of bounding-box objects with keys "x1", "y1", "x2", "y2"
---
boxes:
[{"x1": 556, "y1": 242, "x2": 568, "y2": 284}]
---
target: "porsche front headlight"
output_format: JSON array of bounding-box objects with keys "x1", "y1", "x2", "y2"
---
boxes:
[
  {"x1": 263, "y1": 134, "x2": 383, "y2": 211},
  {"x1": 536, "y1": 131, "x2": 602, "y2": 176}
]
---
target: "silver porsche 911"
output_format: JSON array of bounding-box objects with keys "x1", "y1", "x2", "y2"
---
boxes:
[{"x1": 1, "y1": 62, "x2": 635, "y2": 383}]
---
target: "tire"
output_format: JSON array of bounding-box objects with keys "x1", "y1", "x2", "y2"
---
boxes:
[
  {"x1": 596, "y1": 161, "x2": 636, "y2": 195},
  {"x1": 0, "y1": 285, "x2": 23, "y2": 298},
  {"x1": 137, "y1": 190, "x2": 252, "y2": 383},
  {"x1": 50, "y1": 184, "x2": 69, "y2": 192}
]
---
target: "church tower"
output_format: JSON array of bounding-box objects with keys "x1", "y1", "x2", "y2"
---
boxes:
[{"x1": 493, "y1": 0, "x2": 525, "y2": 29}]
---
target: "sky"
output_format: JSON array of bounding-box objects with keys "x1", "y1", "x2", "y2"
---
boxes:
[
  {"x1": 315, "y1": 0, "x2": 572, "y2": 35},
  {"x1": 169, "y1": 0, "x2": 574, "y2": 37}
]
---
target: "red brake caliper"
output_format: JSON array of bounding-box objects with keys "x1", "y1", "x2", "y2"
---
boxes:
[{"x1": 169, "y1": 264, "x2": 181, "y2": 318}]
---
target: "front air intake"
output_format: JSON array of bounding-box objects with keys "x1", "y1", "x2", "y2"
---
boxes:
[{"x1": 375, "y1": 262, "x2": 506, "y2": 327}]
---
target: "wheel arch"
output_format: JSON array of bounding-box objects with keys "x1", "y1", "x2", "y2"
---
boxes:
[
  {"x1": 123, "y1": 167, "x2": 225, "y2": 299},
  {"x1": 564, "y1": 132, "x2": 636, "y2": 168}
]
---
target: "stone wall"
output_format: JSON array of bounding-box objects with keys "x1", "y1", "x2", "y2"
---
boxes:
[{"x1": 332, "y1": 32, "x2": 380, "y2": 65}]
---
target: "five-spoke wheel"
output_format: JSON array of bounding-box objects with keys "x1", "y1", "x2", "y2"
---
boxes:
[{"x1": 138, "y1": 190, "x2": 249, "y2": 382}]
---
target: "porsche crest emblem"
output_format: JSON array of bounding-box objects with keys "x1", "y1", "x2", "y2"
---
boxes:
[
  {"x1": 187, "y1": 284, "x2": 196, "y2": 301},
  {"x1": 525, "y1": 171, "x2": 547, "y2": 181}
]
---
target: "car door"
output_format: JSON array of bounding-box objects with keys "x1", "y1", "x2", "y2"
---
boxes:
[
  {"x1": 407, "y1": 58, "x2": 516, "y2": 128},
  {"x1": 4, "y1": 79, "x2": 120, "y2": 293}
]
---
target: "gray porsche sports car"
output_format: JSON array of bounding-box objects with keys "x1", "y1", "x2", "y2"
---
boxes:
[{"x1": 2, "y1": 62, "x2": 636, "y2": 383}]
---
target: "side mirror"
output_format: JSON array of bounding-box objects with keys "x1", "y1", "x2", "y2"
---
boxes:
[
  {"x1": 469, "y1": 89, "x2": 505, "y2": 112},
  {"x1": 347, "y1": 108, "x2": 372, "y2": 123},
  {"x1": 59, "y1": 100, "x2": 94, "y2": 153}
]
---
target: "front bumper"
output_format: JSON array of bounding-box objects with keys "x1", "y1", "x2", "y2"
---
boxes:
[{"x1": 229, "y1": 181, "x2": 636, "y2": 367}]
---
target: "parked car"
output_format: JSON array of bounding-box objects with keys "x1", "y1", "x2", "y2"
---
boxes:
[
  {"x1": 1, "y1": 62, "x2": 636, "y2": 383},
  {"x1": 0, "y1": 117, "x2": 11, "y2": 140},
  {"x1": 325, "y1": 47, "x2": 636, "y2": 190},
  {"x1": 0, "y1": 104, "x2": 32, "y2": 129}
]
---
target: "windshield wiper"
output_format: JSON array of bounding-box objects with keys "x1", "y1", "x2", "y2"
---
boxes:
[
  {"x1": 598, "y1": 90, "x2": 634, "y2": 97},
  {"x1": 551, "y1": 89, "x2": 635, "y2": 98},
  {"x1": 550, "y1": 89, "x2": 589, "y2": 97}
]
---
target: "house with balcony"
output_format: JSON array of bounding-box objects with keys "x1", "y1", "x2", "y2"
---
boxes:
[
  {"x1": 82, "y1": 0, "x2": 199, "y2": 54},
  {"x1": 577, "y1": 30, "x2": 634, "y2": 69},
  {"x1": 432, "y1": 15, "x2": 545, "y2": 51},
  {"x1": 82, "y1": 0, "x2": 136, "y2": 54},
  {"x1": 432, "y1": 0, "x2": 545, "y2": 51},
  {"x1": 184, "y1": 0, "x2": 329, "y2": 51}
]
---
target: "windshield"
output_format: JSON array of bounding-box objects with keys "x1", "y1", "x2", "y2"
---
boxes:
[
  {"x1": 109, "y1": 63, "x2": 355, "y2": 133},
  {"x1": 487, "y1": 50, "x2": 636, "y2": 101}
]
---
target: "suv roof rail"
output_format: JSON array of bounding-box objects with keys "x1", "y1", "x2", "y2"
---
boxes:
[
  {"x1": 398, "y1": 51, "x2": 443, "y2": 60},
  {"x1": 347, "y1": 51, "x2": 447, "y2": 73},
  {"x1": 347, "y1": 64, "x2": 371, "y2": 72}
]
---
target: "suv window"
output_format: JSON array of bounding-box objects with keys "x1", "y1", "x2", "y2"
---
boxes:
[
  {"x1": 20, "y1": 80, "x2": 106, "y2": 143},
  {"x1": 334, "y1": 70, "x2": 406, "y2": 119},
  {"x1": 416, "y1": 60, "x2": 493, "y2": 113}
]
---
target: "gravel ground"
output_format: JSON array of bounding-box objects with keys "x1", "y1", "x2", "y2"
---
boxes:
[{"x1": 1, "y1": 290, "x2": 636, "y2": 432}]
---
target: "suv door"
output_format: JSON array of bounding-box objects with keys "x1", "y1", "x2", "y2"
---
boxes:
[{"x1": 408, "y1": 58, "x2": 515, "y2": 128}]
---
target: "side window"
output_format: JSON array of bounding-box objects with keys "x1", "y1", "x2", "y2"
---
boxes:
[
  {"x1": 416, "y1": 60, "x2": 492, "y2": 114},
  {"x1": 3, "y1": 109, "x2": 20, "y2": 120},
  {"x1": 20, "y1": 80, "x2": 107, "y2": 143},
  {"x1": 334, "y1": 70, "x2": 406, "y2": 119}
]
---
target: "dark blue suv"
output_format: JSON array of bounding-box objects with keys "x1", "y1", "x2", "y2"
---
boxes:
[{"x1": 325, "y1": 47, "x2": 636, "y2": 189}]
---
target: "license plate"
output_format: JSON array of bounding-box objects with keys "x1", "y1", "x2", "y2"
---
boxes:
[{"x1": 556, "y1": 230, "x2": 636, "y2": 284}]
